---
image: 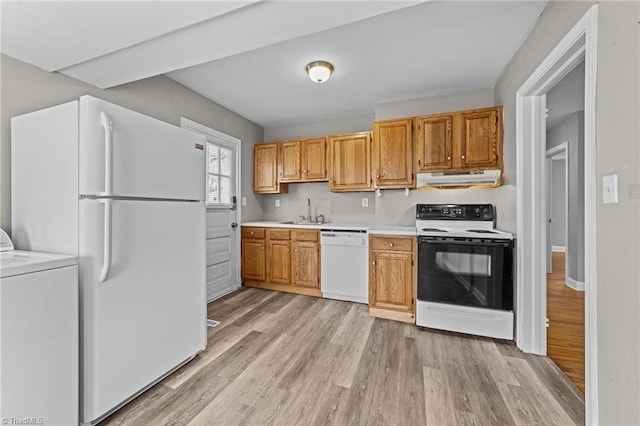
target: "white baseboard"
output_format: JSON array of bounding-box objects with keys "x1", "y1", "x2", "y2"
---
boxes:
[
  {"x1": 566, "y1": 277, "x2": 585, "y2": 292},
  {"x1": 552, "y1": 245, "x2": 566, "y2": 253}
]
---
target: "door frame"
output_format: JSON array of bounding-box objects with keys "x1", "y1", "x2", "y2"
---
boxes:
[
  {"x1": 515, "y1": 4, "x2": 598, "y2": 423},
  {"x1": 180, "y1": 118, "x2": 242, "y2": 297},
  {"x1": 545, "y1": 142, "x2": 569, "y2": 285}
]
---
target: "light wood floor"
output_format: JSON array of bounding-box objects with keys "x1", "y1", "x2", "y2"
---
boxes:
[
  {"x1": 547, "y1": 251, "x2": 585, "y2": 393},
  {"x1": 104, "y1": 288, "x2": 584, "y2": 425}
]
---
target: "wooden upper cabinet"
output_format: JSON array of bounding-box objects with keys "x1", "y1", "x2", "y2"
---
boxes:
[
  {"x1": 301, "y1": 137, "x2": 328, "y2": 181},
  {"x1": 276, "y1": 137, "x2": 328, "y2": 183},
  {"x1": 328, "y1": 132, "x2": 372, "y2": 192},
  {"x1": 414, "y1": 106, "x2": 502, "y2": 173},
  {"x1": 372, "y1": 119, "x2": 414, "y2": 188},
  {"x1": 279, "y1": 141, "x2": 302, "y2": 182},
  {"x1": 254, "y1": 143, "x2": 287, "y2": 194},
  {"x1": 459, "y1": 107, "x2": 501, "y2": 169},
  {"x1": 415, "y1": 114, "x2": 453, "y2": 172}
]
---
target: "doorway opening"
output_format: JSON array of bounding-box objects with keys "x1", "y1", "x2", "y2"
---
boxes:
[{"x1": 515, "y1": 5, "x2": 598, "y2": 423}]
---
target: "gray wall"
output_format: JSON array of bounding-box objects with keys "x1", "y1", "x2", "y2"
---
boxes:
[
  {"x1": 375, "y1": 87, "x2": 494, "y2": 120},
  {"x1": 547, "y1": 112, "x2": 585, "y2": 282},
  {"x1": 546, "y1": 61, "x2": 585, "y2": 127},
  {"x1": 550, "y1": 159, "x2": 566, "y2": 248},
  {"x1": 0, "y1": 54, "x2": 265, "y2": 234},
  {"x1": 260, "y1": 88, "x2": 512, "y2": 228},
  {"x1": 495, "y1": 1, "x2": 640, "y2": 423}
]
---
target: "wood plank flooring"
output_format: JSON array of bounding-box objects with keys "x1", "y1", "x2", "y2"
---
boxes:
[
  {"x1": 104, "y1": 288, "x2": 584, "y2": 425},
  {"x1": 547, "y1": 251, "x2": 586, "y2": 393}
]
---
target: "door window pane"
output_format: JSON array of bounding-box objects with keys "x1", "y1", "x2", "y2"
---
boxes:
[{"x1": 206, "y1": 142, "x2": 234, "y2": 206}]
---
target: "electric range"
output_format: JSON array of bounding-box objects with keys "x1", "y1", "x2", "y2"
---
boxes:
[{"x1": 415, "y1": 204, "x2": 515, "y2": 340}]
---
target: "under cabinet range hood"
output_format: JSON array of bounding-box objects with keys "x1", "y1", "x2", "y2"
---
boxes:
[{"x1": 416, "y1": 169, "x2": 502, "y2": 188}]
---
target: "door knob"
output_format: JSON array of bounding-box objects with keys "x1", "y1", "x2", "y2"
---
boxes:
[{"x1": 231, "y1": 222, "x2": 238, "y2": 229}]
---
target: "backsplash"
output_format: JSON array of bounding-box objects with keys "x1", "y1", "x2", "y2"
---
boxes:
[{"x1": 257, "y1": 182, "x2": 516, "y2": 231}]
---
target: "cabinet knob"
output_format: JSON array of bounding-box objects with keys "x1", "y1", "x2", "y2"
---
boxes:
[
  {"x1": 447, "y1": 156, "x2": 451, "y2": 161},
  {"x1": 372, "y1": 261, "x2": 376, "y2": 265},
  {"x1": 461, "y1": 155, "x2": 465, "y2": 159},
  {"x1": 418, "y1": 159, "x2": 421, "y2": 166},
  {"x1": 389, "y1": 243, "x2": 394, "y2": 247},
  {"x1": 250, "y1": 231, "x2": 255, "y2": 235},
  {"x1": 376, "y1": 174, "x2": 380, "y2": 178}
]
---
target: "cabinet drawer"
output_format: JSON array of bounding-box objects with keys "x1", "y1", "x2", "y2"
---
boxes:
[
  {"x1": 268, "y1": 229, "x2": 290, "y2": 240},
  {"x1": 370, "y1": 236, "x2": 414, "y2": 252},
  {"x1": 242, "y1": 227, "x2": 266, "y2": 239},
  {"x1": 292, "y1": 229, "x2": 318, "y2": 242}
]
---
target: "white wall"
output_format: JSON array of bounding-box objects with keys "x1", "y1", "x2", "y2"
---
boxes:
[
  {"x1": 550, "y1": 159, "x2": 566, "y2": 248},
  {"x1": 0, "y1": 54, "x2": 265, "y2": 234},
  {"x1": 495, "y1": 1, "x2": 640, "y2": 423}
]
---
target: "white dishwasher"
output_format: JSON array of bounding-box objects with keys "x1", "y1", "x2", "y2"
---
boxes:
[{"x1": 321, "y1": 228, "x2": 369, "y2": 304}]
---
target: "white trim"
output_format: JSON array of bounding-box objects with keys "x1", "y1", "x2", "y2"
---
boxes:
[
  {"x1": 552, "y1": 246, "x2": 566, "y2": 253},
  {"x1": 515, "y1": 5, "x2": 598, "y2": 424},
  {"x1": 180, "y1": 118, "x2": 243, "y2": 295},
  {"x1": 566, "y1": 277, "x2": 585, "y2": 292}
]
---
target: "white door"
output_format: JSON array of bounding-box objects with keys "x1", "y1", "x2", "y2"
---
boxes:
[
  {"x1": 79, "y1": 198, "x2": 206, "y2": 423},
  {"x1": 79, "y1": 95, "x2": 205, "y2": 200},
  {"x1": 181, "y1": 119, "x2": 241, "y2": 302}
]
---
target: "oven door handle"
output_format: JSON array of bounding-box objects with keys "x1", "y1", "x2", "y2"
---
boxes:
[{"x1": 418, "y1": 238, "x2": 512, "y2": 247}]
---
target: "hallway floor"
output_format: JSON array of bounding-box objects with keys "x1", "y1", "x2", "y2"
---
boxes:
[{"x1": 547, "y1": 251, "x2": 585, "y2": 392}]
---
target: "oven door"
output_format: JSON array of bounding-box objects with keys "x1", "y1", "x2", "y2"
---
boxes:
[{"x1": 417, "y1": 237, "x2": 513, "y2": 311}]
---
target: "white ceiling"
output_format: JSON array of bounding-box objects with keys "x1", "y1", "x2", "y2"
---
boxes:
[{"x1": 1, "y1": 1, "x2": 548, "y2": 128}]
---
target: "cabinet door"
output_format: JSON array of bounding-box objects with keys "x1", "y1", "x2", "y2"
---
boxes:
[
  {"x1": 415, "y1": 114, "x2": 453, "y2": 172},
  {"x1": 279, "y1": 141, "x2": 301, "y2": 182},
  {"x1": 373, "y1": 119, "x2": 413, "y2": 188},
  {"x1": 268, "y1": 240, "x2": 291, "y2": 284},
  {"x1": 460, "y1": 108, "x2": 500, "y2": 169},
  {"x1": 254, "y1": 143, "x2": 280, "y2": 193},
  {"x1": 370, "y1": 250, "x2": 413, "y2": 312},
  {"x1": 292, "y1": 241, "x2": 320, "y2": 288},
  {"x1": 328, "y1": 132, "x2": 372, "y2": 192},
  {"x1": 241, "y1": 239, "x2": 266, "y2": 281},
  {"x1": 301, "y1": 137, "x2": 328, "y2": 181}
]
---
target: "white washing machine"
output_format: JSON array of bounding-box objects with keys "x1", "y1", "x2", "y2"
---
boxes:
[{"x1": 0, "y1": 229, "x2": 78, "y2": 425}]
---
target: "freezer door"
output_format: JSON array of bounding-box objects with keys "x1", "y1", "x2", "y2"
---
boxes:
[
  {"x1": 79, "y1": 95, "x2": 205, "y2": 201},
  {"x1": 79, "y1": 198, "x2": 206, "y2": 423}
]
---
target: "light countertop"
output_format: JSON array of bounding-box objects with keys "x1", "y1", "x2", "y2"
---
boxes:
[{"x1": 241, "y1": 221, "x2": 416, "y2": 236}]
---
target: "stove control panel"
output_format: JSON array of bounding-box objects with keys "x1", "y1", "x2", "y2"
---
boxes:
[{"x1": 416, "y1": 204, "x2": 495, "y2": 221}]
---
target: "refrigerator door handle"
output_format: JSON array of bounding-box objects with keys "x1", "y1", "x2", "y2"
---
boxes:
[
  {"x1": 100, "y1": 111, "x2": 113, "y2": 196},
  {"x1": 99, "y1": 199, "x2": 112, "y2": 282}
]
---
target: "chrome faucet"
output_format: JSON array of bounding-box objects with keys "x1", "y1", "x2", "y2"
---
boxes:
[{"x1": 306, "y1": 198, "x2": 312, "y2": 222}]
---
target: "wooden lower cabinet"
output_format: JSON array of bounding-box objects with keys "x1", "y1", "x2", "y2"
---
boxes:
[
  {"x1": 368, "y1": 235, "x2": 416, "y2": 323},
  {"x1": 292, "y1": 241, "x2": 320, "y2": 288},
  {"x1": 241, "y1": 227, "x2": 321, "y2": 297}
]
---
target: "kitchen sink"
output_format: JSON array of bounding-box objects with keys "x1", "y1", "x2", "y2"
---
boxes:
[{"x1": 279, "y1": 220, "x2": 326, "y2": 226}]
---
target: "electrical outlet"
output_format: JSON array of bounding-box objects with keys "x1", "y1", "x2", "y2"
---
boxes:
[
  {"x1": 241, "y1": 196, "x2": 247, "y2": 206},
  {"x1": 362, "y1": 198, "x2": 369, "y2": 207},
  {"x1": 275, "y1": 199, "x2": 280, "y2": 208}
]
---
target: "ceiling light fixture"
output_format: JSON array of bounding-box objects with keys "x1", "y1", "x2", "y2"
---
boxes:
[{"x1": 306, "y1": 61, "x2": 334, "y2": 83}]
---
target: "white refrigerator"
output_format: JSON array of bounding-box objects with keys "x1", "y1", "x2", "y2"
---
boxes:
[{"x1": 11, "y1": 96, "x2": 207, "y2": 424}]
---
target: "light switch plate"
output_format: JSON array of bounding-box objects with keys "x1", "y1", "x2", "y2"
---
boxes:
[
  {"x1": 362, "y1": 198, "x2": 369, "y2": 207},
  {"x1": 275, "y1": 199, "x2": 280, "y2": 208},
  {"x1": 603, "y1": 174, "x2": 619, "y2": 204}
]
